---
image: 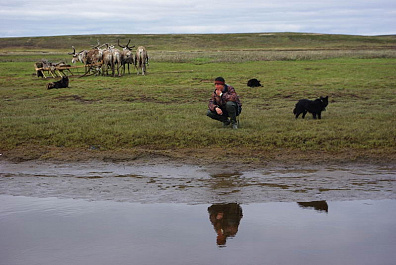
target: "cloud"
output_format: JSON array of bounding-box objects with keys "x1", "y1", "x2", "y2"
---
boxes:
[{"x1": 0, "y1": 0, "x2": 395, "y2": 37}]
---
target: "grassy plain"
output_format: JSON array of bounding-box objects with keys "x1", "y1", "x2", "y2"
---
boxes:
[{"x1": 0, "y1": 33, "x2": 395, "y2": 165}]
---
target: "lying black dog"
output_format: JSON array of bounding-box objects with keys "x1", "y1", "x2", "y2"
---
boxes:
[
  {"x1": 293, "y1": 96, "x2": 328, "y2": 119},
  {"x1": 47, "y1": 76, "x2": 69, "y2": 90},
  {"x1": 247, "y1": 78, "x2": 262, "y2": 87}
]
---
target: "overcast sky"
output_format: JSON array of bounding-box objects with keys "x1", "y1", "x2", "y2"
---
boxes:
[{"x1": 1, "y1": 0, "x2": 395, "y2": 37}]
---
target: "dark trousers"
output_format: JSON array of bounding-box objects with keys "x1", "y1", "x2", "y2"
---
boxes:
[{"x1": 207, "y1": 101, "x2": 239, "y2": 123}]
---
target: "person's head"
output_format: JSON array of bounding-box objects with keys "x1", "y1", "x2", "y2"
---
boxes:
[{"x1": 214, "y1": 77, "x2": 225, "y2": 90}]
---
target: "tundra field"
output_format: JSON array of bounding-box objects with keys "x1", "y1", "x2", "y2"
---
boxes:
[{"x1": 0, "y1": 33, "x2": 395, "y2": 166}]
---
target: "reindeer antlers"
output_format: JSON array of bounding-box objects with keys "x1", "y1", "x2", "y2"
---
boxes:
[
  {"x1": 68, "y1": 46, "x2": 76, "y2": 55},
  {"x1": 117, "y1": 39, "x2": 124, "y2": 48},
  {"x1": 127, "y1": 40, "x2": 135, "y2": 49},
  {"x1": 91, "y1": 40, "x2": 101, "y2": 49},
  {"x1": 118, "y1": 39, "x2": 135, "y2": 50}
]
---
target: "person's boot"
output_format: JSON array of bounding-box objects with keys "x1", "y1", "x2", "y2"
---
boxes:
[{"x1": 231, "y1": 121, "x2": 238, "y2": 129}]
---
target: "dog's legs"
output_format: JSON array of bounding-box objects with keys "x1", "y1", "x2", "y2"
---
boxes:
[
  {"x1": 317, "y1": 112, "x2": 322, "y2": 119},
  {"x1": 302, "y1": 111, "x2": 307, "y2": 119},
  {"x1": 312, "y1": 113, "x2": 317, "y2": 119}
]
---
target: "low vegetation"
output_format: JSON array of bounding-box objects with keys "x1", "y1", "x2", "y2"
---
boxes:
[{"x1": 0, "y1": 33, "x2": 395, "y2": 164}]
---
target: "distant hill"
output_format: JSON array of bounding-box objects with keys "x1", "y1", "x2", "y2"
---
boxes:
[{"x1": 0, "y1": 32, "x2": 395, "y2": 52}]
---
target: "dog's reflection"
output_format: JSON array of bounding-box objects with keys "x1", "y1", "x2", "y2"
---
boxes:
[
  {"x1": 297, "y1": 200, "x2": 328, "y2": 213},
  {"x1": 208, "y1": 203, "x2": 243, "y2": 246}
]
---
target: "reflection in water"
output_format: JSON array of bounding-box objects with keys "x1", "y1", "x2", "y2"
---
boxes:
[
  {"x1": 208, "y1": 203, "x2": 243, "y2": 246},
  {"x1": 1, "y1": 196, "x2": 395, "y2": 265},
  {"x1": 297, "y1": 200, "x2": 329, "y2": 213}
]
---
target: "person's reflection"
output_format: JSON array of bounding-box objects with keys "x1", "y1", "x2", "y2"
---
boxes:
[{"x1": 208, "y1": 203, "x2": 243, "y2": 246}]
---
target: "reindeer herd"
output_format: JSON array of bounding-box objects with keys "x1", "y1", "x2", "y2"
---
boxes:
[{"x1": 68, "y1": 40, "x2": 149, "y2": 77}]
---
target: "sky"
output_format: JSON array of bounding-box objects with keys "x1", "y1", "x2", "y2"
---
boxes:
[{"x1": 0, "y1": 0, "x2": 395, "y2": 37}]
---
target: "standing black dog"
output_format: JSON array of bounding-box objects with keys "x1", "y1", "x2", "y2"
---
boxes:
[
  {"x1": 47, "y1": 76, "x2": 69, "y2": 90},
  {"x1": 293, "y1": 96, "x2": 328, "y2": 119},
  {"x1": 247, "y1": 78, "x2": 262, "y2": 87}
]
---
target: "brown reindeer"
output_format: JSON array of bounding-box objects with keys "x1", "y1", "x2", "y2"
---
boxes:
[
  {"x1": 135, "y1": 46, "x2": 149, "y2": 75},
  {"x1": 118, "y1": 39, "x2": 135, "y2": 75},
  {"x1": 101, "y1": 44, "x2": 114, "y2": 76},
  {"x1": 79, "y1": 41, "x2": 105, "y2": 75}
]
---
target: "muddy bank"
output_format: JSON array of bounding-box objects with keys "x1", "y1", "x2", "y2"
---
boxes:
[
  {"x1": 1, "y1": 159, "x2": 395, "y2": 204},
  {"x1": 1, "y1": 145, "x2": 395, "y2": 169}
]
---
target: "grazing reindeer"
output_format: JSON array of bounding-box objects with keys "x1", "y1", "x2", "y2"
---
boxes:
[
  {"x1": 118, "y1": 39, "x2": 135, "y2": 75},
  {"x1": 135, "y1": 46, "x2": 149, "y2": 75}
]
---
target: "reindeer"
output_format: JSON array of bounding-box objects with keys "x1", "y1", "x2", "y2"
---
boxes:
[
  {"x1": 101, "y1": 44, "x2": 114, "y2": 76},
  {"x1": 135, "y1": 46, "x2": 149, "y2": 75},
  {"x1": 109, "y1": 45, "x2": 122, "y2": 77},
  {"x1": 85, "y1": 42, "x2": 104, "y2": 65},
  {"x1": 118, "y1": 39, "x2": 135, "y2": 75},
  {"x1": 84, "y1": 41, "x2": 105, "y2": 75},
  {"x1": 68, "y1": 46, "x2": 89, "y2": 72},
  {"x1": 68, "y1": 46, "x2": 88, "y2": 64}
]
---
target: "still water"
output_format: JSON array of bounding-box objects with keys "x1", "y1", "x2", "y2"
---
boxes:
[{"x1": 1, "y1": 195, "x2": 395, "y2": 265}]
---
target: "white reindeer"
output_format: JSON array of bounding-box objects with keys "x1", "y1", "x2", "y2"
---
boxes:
[
  {"x1": 109, "y1": 45, "x2": 122, "y2": 77},
  {"x1": 68, "y1": 46, "x2": 89, "y2": 72},
  {"x1": 101, "y1": 44, "x2": 114, "y2": 76},
  {"x1": 69, "y1": 46, "x2": 88, "y2": 64},
  {"x1": 135, "y1": 46, "x2": 149, "y2": 75}
]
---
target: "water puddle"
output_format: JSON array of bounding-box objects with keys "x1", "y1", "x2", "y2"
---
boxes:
[
  {"x1": 0, "y1": 196, "x2": 395, "y2": 265},
  {"x1": 1, "y1": 161, "x2": 395, "y2": 264}
]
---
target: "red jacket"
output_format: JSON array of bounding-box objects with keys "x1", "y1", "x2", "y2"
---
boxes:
[{"x1": 208, "y1": 84, "x2": 242, "y2": 112}]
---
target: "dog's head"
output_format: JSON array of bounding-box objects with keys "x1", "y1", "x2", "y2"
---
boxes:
[
  {"x1": 320, "y1": 96, "x2": 329, "y2": 109},
  {"x1": 47, "y1": 82, "x2": 55, "y2": 89}
]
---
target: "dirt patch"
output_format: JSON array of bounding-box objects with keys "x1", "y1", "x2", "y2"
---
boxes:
[{"x1": 54, "y1": 94, "x2": 98, "y2": 104}]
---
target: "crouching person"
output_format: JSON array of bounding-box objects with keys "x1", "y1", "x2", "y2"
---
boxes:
[{"x1": 207, "y1": 77, "x2": 242, "y2": 129}]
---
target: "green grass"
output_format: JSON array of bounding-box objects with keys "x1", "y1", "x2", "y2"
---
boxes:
[{"x1": 0, "y1": 33, "x2": 395, "y2": 162}]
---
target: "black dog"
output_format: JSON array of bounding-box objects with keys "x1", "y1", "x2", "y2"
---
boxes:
[
  {"x1": 247, "y1": 78, "x2": 262, "y2": 87},
  {"x1": 47, "y1": 76, "x2": 69, "y2": 90},
  {"x1": 293, "y1": 96, "x2": 328, "y2": 119}
]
